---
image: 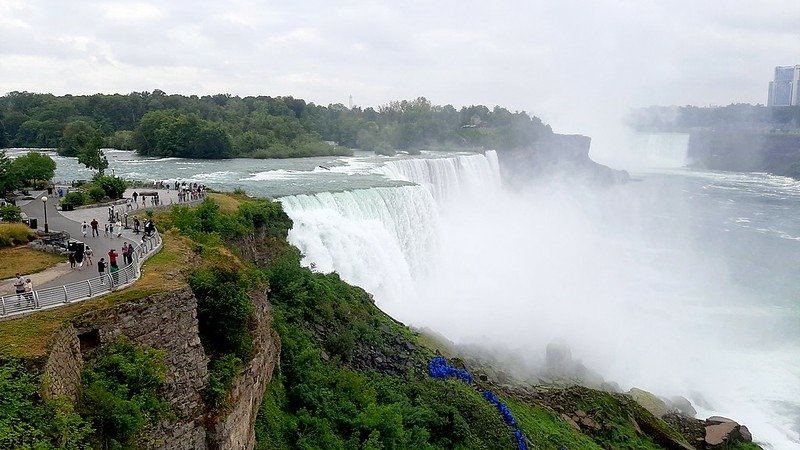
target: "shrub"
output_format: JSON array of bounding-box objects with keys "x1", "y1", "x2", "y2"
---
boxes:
[
  {"x1": 0, "y1": 204, "x2": 22, "y2": 222},
  {"x1": 205, "y1": 354, "x2": 243, "y2": 408},
  {"x1": 79, "y1": 338, "x2": 170, "y2": 449},
  {"x1": 0, "y1": 360, "x2": 93, "y2": 449},
  {"x1": 87, "y1": 185, "x2": 106, "y2": 202},
  {"x1": 0, "y1": 223, "x2": 33, "y2": 247},
  {"x1": 94, "y1": 175, "x2": 127, "y2": 199},
  {"x1": 62, "y1": 191, "x2": 87, "y2": 207}
]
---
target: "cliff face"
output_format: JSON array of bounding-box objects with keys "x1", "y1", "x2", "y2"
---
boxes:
[
  {"x1": 498, "y1": 133, "x2": 630, "y2": 186},
  {"x1": 688, "y1": 130, "x2": 800, "y2": 175},
  {"x1": 41, "y1": 288, "x2": 280, "y2": 450}
]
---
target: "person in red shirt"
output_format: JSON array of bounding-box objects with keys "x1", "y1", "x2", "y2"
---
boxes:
[{"x1": 108, "y1": 249, "x2": 119, "y2": 269}]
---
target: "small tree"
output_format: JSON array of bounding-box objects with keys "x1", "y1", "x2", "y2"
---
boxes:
[
  {"x1": 8, "y1": 152, "x2": 56, "y2": 187},
  {"x1": 60, "y1": 120, "x2": 108, "y2": 175},
  {"x1": 0, "y1": 150, "x2": 17, "y2": 195}
]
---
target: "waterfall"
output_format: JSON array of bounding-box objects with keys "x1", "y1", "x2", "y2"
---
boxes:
[
  {"x1": 376, "y1": 151, "x2": 501, "y2": 205},
  {"x1": 279, "y1": 151, "x2": 501, "y2": 313},
  {"x1": 635, "y1": 133, "x2": 690, "y2": 168}
]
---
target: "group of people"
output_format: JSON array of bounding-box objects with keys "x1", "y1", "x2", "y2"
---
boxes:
[
  {"x1": 97, "y1": 242, "x2": 135, "y2": 285},
  {"x1": 67, "y1": 244, "x2": 93, "y2": 270}
]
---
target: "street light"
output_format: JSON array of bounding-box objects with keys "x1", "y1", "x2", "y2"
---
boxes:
[{"x1": 41, "y1": 196, "x2": 49, "y2": 233}]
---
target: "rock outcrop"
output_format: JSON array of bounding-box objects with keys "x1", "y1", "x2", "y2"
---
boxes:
[
  {"x1": 498, "y1": 133, "x2": 630, "y2": 187},
  {"x1": 40, "y1": 287, "x2": 280, "y2": 450},
  {"x1": 687, "y1": 130, "x2": 800, "y2": 176}
]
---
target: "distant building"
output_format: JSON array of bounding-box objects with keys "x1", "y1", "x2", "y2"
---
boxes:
[{"x1": 768, "y1": 65, "x2": 800, "y2": 106}]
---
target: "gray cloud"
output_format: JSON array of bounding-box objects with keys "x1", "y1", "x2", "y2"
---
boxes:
[{"x1": 1, "y1": 0, "x2": 798, "y2": 138}]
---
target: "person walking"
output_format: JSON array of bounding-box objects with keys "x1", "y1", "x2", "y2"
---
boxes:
[
  {"x1": 108, "y1": 221, "x2": 114, "y2": 239},
  {"x1": 13, "y1": 273, "x2": 25, "y2": 306},
  {"x1": 68, "y1": 252, "x2": 76, "y2": 269},
  {"x1": 24, "y1": 278, "x2": 33, "y2": 305},
  {"x1": 85, "y1": 246, "x2": 93, "y2": 265},
  {"x1": 91, "y1": 218, "x2": 99, "y2": 237},
  {"x1": 98, "y1": 257, "x2": 107, "y2": 284},
  {"x1": 110, "y1": 264, "x2": 120, "y2": 286},
  {"x1": 133, "y1": 191, "x2": 139, "y2": 205},
  {"x1": 81, "y1": 220, "x2": 89, "y2": 238}
]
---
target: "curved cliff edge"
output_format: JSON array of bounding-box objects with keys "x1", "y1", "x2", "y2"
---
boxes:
[{"x1": 498, "y1": 133, "x2": 631, "y2": 186}]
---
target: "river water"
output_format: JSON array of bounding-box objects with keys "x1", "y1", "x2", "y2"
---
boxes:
[{"x1": 7, "y1": 140, "x2": 799, "y2": 449}]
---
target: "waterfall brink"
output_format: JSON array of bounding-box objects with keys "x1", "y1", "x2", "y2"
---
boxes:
[
  {"x1": 279, "y1": 151, "x2": 501, "y2": 313},
  {"x1": 635, "y1": 133, "x2": 690, "y2": 168},
  {"x1": 377, "y1": 151, "x2": 501, "y2": 204}
]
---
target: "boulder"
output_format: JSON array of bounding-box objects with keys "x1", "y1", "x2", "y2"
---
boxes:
[
  {"x1": 667, "y1": 396, "x2": 697, "y2": 417},
  {"x1": 628, "y1": 388, "x2": 669, "y2": 418},
  {"x1": 702, "y1": 416, "x2": 754, "y2": 447}
]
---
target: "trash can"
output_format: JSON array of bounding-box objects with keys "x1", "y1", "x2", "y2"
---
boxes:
[
  {"x1": 47, "y1": 187, "x2": 53, "y2": 195},
  {"x1": 62, "y1": 204, "x2": 74, "y2": 211},
  {"x1": 28, "y1": 218, "x2": 37, "y2": 229}
]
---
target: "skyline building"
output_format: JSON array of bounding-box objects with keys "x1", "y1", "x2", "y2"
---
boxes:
[{"x1": 768, "y1": 65, "x2": 800, "y2": 106}]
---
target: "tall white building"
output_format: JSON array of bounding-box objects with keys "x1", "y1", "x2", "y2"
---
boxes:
[{"x1": 768, "y1": 65, "x2": 800, "y2": 106}]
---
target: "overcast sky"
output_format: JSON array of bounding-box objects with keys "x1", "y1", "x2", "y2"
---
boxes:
[{"x1": 1, "y1": 0, "x2": 799, "y2": 136}]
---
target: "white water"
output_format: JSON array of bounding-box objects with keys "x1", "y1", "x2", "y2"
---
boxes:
[
  {"x1": 282, "y1": 148, "x2": 799, "y2": 449},
  {"x1": 592, "y1": 132, "x2": 690, "y2": 170}
]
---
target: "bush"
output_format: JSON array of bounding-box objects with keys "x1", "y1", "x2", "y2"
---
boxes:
[
  {"x1": 0, "y1": 223, "x2": 33, "y2": 247},
  {"x1": 86, "y1": 185, "x2": 106, "y2": 202},
  {"x1": 79, "y1": 338, "x2": 170, "y2": 449},
  {"x1": 205, "y1": 354, "x2": 243, "y2": 408},
  {"x1": 0, "y1": 360, "x2": 93, "y2": 449},
  {"x1": 0, "y1": 204, "x2": 22, "y2": 222},
  {"x1": 94, "y1": 175, "x2": 127, "y2": 199},
  {"x1": 62, "y1": 191, "x2": 88, "y2": 207}
]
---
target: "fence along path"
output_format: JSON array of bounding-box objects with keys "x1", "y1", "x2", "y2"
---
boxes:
[{"x1": 0, "y1": 231, "x2": 162, "y2": 318}]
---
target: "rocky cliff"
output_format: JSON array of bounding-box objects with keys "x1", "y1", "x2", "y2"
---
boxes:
[
  {"x1": 40, "y1": 288, "x2": 280, "y2": 450},
  {"x1": 498, "y1": 133, "x2": 630, "y2": 186},
  {"x1": 687, "y1": 130, "x2": 800, "y2": 175}
]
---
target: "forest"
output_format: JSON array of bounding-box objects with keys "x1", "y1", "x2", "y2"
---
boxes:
[
  {"x1": 0, "y1": 91, "x2": 552, "y2": 159},
  {"x1": 629, "y1": 103, "x2": 800, "y2": 132}
]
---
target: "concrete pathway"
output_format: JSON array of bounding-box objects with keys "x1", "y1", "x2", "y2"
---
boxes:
[{"x1": 0, "y1": 187, "x2": 190, "y2": 293}]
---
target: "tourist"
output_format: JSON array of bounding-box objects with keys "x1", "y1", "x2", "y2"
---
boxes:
[
  {"x1": 68, "y1": 252, "x2": 76, "y2": 269},
  {"x1": 127, "y1": 242, "x2": 135, "y2": 264},
  {"x1": 85, "y1": 246, "x2": 93, "y2": 265},
  {"x1": 75, "y1": 250, "x2": 84, "y2": 270},
  {"x1": 133, "y1": 217, "x2": 140, "y2": 233},
  {"x1": 103, "y1": 222, "x2": 110, "y2": 237},
  {"x1": 98, "y1": 257, "x2": 107, "y2": 284},
  {"x1": 108, "y1": 221, "x2": 114, "y2": 239},
  {"x1": 108, "y1": 248, "x2": 119, "y2": 269},
  {"x1": 115, "y1": 219, "x2": 123, "y2": 237},
  {"x1": 81, "y1": 220, "x2": 89, "y2": 237},
  {"x1": 110, "y1": 264, "x2": 119, "y2": 286},
  {"x1": 13, "y1": 273, "x2": 25, "y2": 306},
  {"x1": 122, "y1": 242, "x2": 129, "y2": 265},
  {"x1": 126, "y1": 197, "x2": 132, "y2": 211},
  {"x1": 107, "y1": 205, "x2": 114, "y2": 221},
  {"x1": 24, "y1": 278, "x2": 33, "y2": 305},
  {"x1": 132, "y1": 191, "x2": 139, "y2": 205},
  {"x1": 90, "y1": 218, "x2": 99, "y2": 237}
]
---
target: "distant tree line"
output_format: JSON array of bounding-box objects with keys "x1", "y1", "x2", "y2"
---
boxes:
[
  {"x1": 0, "y1": 91, "x2": 553, "y2": 159},
  {"x1": 629, "y1": 103, "x2": 800, "y2": 132}
]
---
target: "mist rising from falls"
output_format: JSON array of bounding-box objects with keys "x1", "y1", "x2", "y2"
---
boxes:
[
  {"x1": 279, "y1": 150, "x2": 799, "y2": 449},
  {"x1": 592, "y1": 132, "x2": 690, "y2": 170}
]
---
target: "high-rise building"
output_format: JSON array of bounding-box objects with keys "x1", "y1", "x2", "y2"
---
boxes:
[{"x1": 768, "y1": 65, "x2": 800, "y2": 106}]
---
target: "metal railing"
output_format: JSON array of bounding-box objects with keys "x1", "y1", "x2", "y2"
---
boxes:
[{"x1": 0, "y1": 231, "x2": 163, "y2": 318}]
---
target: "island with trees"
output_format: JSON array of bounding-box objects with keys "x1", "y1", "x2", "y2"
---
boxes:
[{"x1": 0, "y1": 91, "x2": 552, "y2": 159}]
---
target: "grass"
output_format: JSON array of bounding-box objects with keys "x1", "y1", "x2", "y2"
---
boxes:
[
  {"x1": 209, "y1": 192, "x2": 243, "y2": 214},
  {"x1": 504, "y1": 397, "x2": 604, "y2": 450},
  {"x1": 0, "y1": 247, "x2": 66, "y2": 280},
  {"x1": 0, "y1": 223, "x2": 35, "y2": 247},
  {"x1": 0, "y1": 230, "x2": 196, "y2": 360}
]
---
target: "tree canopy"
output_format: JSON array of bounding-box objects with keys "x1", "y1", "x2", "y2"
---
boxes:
[
  {"x1": 60, "y1": 120, "x2": 108, "y2": 175},
  {"x1": 1, "y1": 91, "x2": 555, "y2": 159},
  {"x1": 6, "y1": 152, "x2": 56, "y2": 189}
]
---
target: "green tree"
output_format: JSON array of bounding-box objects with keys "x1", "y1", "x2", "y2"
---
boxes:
[
  {"x1": 0, "y1": 150, "x2": 17, "y2": 195},
  {"x1": 60, "y1": 120, "x2": 109, "y2": 175},
  {"x1": 8, "y1": 151, "x2": 56, "y2": 187}
]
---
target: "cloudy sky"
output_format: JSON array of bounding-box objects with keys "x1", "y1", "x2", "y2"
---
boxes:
[{"x1": 1, "y1": 0, "x2": 799, "y2": 137}]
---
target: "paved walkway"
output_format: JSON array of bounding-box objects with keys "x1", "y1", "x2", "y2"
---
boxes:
[{"x1": 0, "y1": 188, "x2": 189, "y2": 294}]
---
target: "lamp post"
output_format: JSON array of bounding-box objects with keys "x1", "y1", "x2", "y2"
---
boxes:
[{"x1": 41, "y1": 196, "x2": 49, "y2": 233}]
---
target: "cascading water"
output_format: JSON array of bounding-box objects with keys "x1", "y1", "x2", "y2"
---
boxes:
[
  {"x1": 635, "y1": 132, "x2": 690, "y2": 168},
  {"x1": 279, "y1": 151, "x2": 500, "y2": 314}
]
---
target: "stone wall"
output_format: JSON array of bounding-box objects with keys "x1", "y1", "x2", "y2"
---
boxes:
[
  {"x1": 42, "y1": 326, "x2": 83, "y2": 402},
  {"x1": 208, "y1": 289, "x2": 281, "y2": 450}
]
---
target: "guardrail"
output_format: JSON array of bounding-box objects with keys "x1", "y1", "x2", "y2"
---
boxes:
[{"x1": 0, "y1": 231, "x2": 163, "y2": 318}]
